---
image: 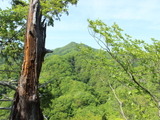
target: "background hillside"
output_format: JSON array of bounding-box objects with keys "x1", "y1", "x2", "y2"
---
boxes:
[
  {"x1": 0, "y1": 42, "x2": 159, "y2": 120},
  {"x1": 39, "y1": 42, "x2": 158, "y2": 120},
  {"x1": 47, "y1": 42, "x2": 95, "y2": 56}
]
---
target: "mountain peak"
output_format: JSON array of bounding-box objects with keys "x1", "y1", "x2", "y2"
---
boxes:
[
  {"x1": 46, "y1": 42, "x2": 94, "y2": 56},
  {"x1": 51, "y1": 42, "x2": 80, "y2": 55}
]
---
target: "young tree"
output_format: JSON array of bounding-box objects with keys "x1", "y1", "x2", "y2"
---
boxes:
[{"x1": 88, "y1": 19, "x2": 160, "y2": 118}]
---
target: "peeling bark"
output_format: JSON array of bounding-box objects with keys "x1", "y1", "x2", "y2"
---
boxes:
[{"x1": 9, "y1": 0, "x2": 51, "y2": 119}]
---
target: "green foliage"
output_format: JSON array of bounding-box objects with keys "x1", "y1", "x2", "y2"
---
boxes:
[
  {"x1": 0, "y1": 57, "x2": 20, "y2": 119},
  {"x1": 39, "y1": 41, "x2": 160, "y2": 119},
  {"x1": 0, "y1": 1, "x2": 78, "y2": 119},
  {"x1": 0, "y1": 0, "x2": 78, "y2": 63},
  {"x1": 0, "y1": 90, "x2": 15, "y2": 119},
  {"x1": 50, "y1": 42, "x2": 83, "y2": 56},
  {"x1": 41, "y1": 0, "x2": 78, "y2": 26},
  {"x1": 88, "y1": 20, "x2": 160, "y2": 119},
  {"x1": 1, "y1": 1, "x2": 160, "y2": 118},
  {"x1": 0, "y1": 4, "x2": 26, "y2": 62},
  {"x1": 1, "y1": 39, "x2": 160, "y2": 119}
]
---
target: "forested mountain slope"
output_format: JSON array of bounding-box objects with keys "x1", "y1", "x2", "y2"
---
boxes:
[
  {"x1": 47, "y1": 42, "x2": 94, "y2": 56},
  {"x1": 0, "y1": 42, "x2": 159, "y2": 120},
  {"x1": 39, "y1": 42, "x2": 159, "y2": 120}
]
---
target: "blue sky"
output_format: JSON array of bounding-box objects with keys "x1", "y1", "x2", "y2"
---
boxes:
[{"x1": 1, "y1": 0, "x2": 160, "y2": 49}]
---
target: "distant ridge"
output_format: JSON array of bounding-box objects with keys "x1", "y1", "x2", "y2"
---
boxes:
[{"x1": 47, "y1": 42, "x2": 94, "y2": 56}]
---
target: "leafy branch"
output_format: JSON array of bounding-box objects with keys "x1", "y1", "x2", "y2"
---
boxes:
[{"x1": 88, "y1": 19, "x2": 159, "y2": 108}]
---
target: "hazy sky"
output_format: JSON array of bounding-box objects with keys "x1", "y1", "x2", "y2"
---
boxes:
[{"x1": 1, "y1": 0, "x2": 160, "y2": 49}]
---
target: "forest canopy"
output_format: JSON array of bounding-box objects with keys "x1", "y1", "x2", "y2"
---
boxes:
[
  {"x1": 0, "y1": 0, "x2": 160, "y2": 120},
  {"x1": 1, "y1": 39, "x2": 159, "y2": 119}
]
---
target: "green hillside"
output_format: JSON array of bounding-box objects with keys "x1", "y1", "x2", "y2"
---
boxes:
[
  {"x1": 0, "y1": 41, "x2": 159, "y2": 120},
  {"x1": 53, "y1": 42, "x2": 80, "y2": 55},
  {"x1": 39, "y1": 42, "x2": 159, "y2": 120},
  {"x1": 48, "y1": 42, "x2": 93, "y2": 56}
]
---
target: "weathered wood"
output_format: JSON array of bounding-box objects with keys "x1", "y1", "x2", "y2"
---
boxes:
[{"x1": 9, "y1": 0, "x2": 50, "y2": 119}]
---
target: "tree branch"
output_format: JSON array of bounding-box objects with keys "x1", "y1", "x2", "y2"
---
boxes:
[
  {"x1": 89, "y1": 30, "x2": 159, "y2": 107},
  {"x1": 108, "y1": 83, "x2": 128, "y2": 120},
  {"x1": 44, "y1": 48, "x2": 53, "y2": 54},
  {"x1": 0, "y1": 81, "x2": 16, "y2": 90},
  {"x1": 100, "y1": 78, "x2": 128, "y2": 120},
  {"x1": 0, "y1": 99, "x2": 13, "y2": 102},
  {"x1": 0, "y1": 107, "x2": 11, "y2": 110},
  {"x1": 0, "y1": 70, "x2": 18, "y2": 72}
]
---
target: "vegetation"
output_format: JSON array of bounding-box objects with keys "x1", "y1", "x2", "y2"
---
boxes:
[
  {"x1": 1, "y1": 38, "x2": 160, "y2": 119},
  {"x1": 38, "y1": 38, "x2": 160, "y2": 120},
  {"x1": 0, "y1": 0, "x2": 78, "y2": 119},
  {"x1": 0, "y1": 0, "x2": 160, "y2": 120}
]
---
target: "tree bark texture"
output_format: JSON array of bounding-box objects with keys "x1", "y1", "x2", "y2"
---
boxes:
[{"x1": 10, "y1": 0, "x2": 47, "y2": 119}]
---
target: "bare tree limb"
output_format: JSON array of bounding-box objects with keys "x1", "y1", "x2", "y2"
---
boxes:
[
  {"x1": 0, "y1": 99, "x2": 13, "y2": 102},
  {"x1": 108, "y1": 82, "x2": 128, "y2": 120},
  {"x1": 0, "y1": 107, "x2": 11, "y2": 110},
  {"x1": 0, "y1": 94, "x2": 13, "y2": 100},
  {"x1": 0, "y1": 81, "x2": 16, "y2": 90},
  {"x1": 100, "y1": 78, "x2": 128, "y2": 120},
  {"x1": 0, "y1": 70, "x2": 18, "y2": 72},
  {"x1": 44, "y1": 48, "x2": 53, "y2": 54}
]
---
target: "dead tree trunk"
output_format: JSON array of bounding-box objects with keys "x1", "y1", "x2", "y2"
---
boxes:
[{"x1": 10, "y1": 0, "x2": 51, "y2": 119}]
